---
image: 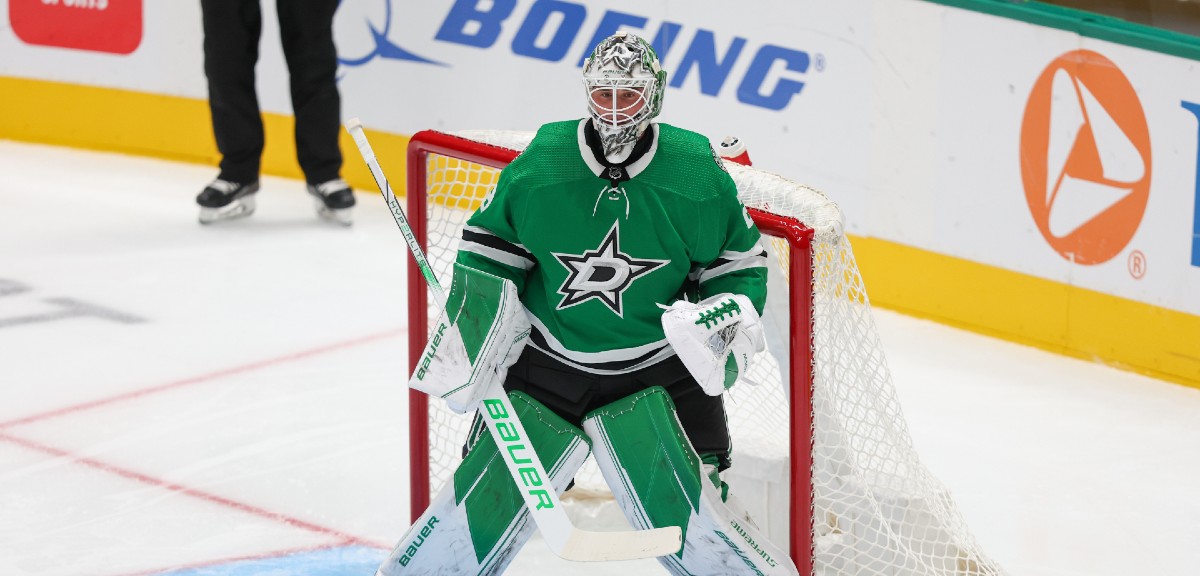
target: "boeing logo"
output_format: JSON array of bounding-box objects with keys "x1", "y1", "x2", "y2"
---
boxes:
[{"x1": 339, "y1": 0, "x2": 817, "y2": 112}]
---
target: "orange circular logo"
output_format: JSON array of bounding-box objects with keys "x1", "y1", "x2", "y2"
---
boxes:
[{"x1": 1020, "y1": 50, "x2": 1151, "y2": 265}]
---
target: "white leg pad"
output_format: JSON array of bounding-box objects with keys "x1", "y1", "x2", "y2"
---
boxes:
[{"x1": 583, "y1": 387, "x2": 798, "y2": 576}]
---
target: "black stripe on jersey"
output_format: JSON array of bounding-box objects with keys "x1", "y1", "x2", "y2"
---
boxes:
[
  {"x1": 528, "y1": 326, "x2": 669, "y2": 372},
  {"x1": 461, "y1": 228, "x2": 536, "y2": 263}
]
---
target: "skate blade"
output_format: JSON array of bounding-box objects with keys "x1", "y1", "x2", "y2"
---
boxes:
[
  {"x1": 314, "y1": 200, "x2": 352, "y2": 226},
  {"x1": 199, "y1": 196, "x2": 256, "y2": 224}
]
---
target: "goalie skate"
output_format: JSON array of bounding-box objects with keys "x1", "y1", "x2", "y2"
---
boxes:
[
  {"x1": 307, "y1": 178, "x2": 355, "y2": 226},
  {"x1": 196, "y1": 179, "x2": 259, "y2": 224}
]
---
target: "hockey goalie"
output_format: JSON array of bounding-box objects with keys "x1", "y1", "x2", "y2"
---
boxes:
[{"x1": 377, "y1": 32, "x2": 798, "y2": 575}]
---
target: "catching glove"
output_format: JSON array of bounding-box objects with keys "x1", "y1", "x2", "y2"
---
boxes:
[{"x1": 661, "y1": 293, "x2": 765, "y2": 395}]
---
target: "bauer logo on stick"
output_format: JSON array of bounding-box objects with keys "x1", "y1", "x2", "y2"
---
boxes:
[{"x1": 482, "y1": 398, "x2": 555, "y2": 510}]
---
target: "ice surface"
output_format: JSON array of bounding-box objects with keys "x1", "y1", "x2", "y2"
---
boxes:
[{"x1": 0, "y1": 140, "x2": 1197, "y2": 575}]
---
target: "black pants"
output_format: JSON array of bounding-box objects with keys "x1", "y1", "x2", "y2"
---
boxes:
[
  {"x1": 200, "y1": 0, "x2": 342, "y2": 185},
  {"x1": 496, "y1": 347, "x2": 732, "y2": 470}
]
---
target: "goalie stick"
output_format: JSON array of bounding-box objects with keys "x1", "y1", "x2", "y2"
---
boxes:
[{"x1": 345, "y1": 118, "x2": 683, "y2": 562}]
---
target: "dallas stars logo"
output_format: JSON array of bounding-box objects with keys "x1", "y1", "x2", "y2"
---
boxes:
[{"x1": 552, "y1": 221, "x2": 668, "y2": 316}]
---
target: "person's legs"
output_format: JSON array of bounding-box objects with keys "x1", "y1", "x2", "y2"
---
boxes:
[
  {"x1": 201, "y1": 0, "x2": 264, "y2": 184},
  {"x1": 275, "y1": 0, "x2": 342, "y2": 184}
]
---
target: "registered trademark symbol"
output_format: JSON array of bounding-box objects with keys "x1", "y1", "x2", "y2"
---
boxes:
[
  {"x1": 815, "y1": 53, "x2": 826, "y2": 72},
  {"x1": 1128, "y1": 250, "x2": 1146, "y2": 279}
]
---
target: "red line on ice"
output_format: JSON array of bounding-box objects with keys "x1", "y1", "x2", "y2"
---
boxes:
[
  {"x1": 0, "y1": 327, "x2": 404, "y2": 430},
  {"x1": 0, "y1": 430, "x2": 388, "y2": 549}
]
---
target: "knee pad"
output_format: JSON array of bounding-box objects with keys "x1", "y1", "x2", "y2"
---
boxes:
[
  {"x1": 377, "y1": 391, "x2": 590, "y2": 575},
  {"x1": 583, "y1": 386, "x2": 798, "y2": 576}
]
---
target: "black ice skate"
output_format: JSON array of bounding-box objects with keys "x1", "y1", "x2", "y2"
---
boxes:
[
  {"x1": 307, "y1": 178, "x2": 355, "y2": 226},
  {"x1": 196, "y1": 179, "x2": 260, "y2": 224}
]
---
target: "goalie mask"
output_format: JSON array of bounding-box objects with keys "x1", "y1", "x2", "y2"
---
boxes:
[{"x1": 582, "y1": 32, "x2": 666, "y2": 162}]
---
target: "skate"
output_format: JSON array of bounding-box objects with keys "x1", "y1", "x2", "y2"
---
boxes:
[
  {"x1": 307, "y1": 178, "x2": 355, "y2": 226},
  {"x1": 196, "y1": 179, "x2": 260, "y2": 224}
]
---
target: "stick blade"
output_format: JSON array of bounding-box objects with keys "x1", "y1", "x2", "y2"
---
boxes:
[{"x1": 549, "y1": 525, "x2": 682, "y2": 562}]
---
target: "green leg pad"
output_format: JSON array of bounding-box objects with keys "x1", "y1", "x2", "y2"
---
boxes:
[
  {"x1": 583, "y1": 387, "x2": 799, "y2": 575},
  {"x1": 377, "y1": 391, "x2": 590, "y2": 575},
  {"x1": 583, "y1": 387, "x2": 705, "y2": 548},
  {"x1": 454, "y1": 391, "x2": 591, "y2": 560}
]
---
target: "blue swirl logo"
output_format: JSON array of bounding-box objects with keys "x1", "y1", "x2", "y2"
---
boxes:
[{"x1": 336, "y1": 0, "x2": 443, "y2": 68}]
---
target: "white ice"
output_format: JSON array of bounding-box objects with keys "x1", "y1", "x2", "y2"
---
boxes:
[{"x1": 0, "y1": 140, "x2": 1197, "y2": 576}]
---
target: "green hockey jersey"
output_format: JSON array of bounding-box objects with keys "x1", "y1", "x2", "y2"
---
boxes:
[{"x1": 456, "y1": 119, "x2": 767, "y2": 375}]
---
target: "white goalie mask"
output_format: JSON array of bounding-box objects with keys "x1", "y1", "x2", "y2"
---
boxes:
[{"x1": 582, "y1": 32, "x2": 666, "y2": 162}]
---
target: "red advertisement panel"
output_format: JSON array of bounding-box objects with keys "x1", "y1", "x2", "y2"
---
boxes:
[{"x1": 10, "y1": 0, "x2": 142, "y2": 55}]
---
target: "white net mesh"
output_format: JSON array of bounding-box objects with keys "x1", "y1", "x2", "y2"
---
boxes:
[{"x1": 411, "y1": 129, "x2": 1005, "y2": 576}]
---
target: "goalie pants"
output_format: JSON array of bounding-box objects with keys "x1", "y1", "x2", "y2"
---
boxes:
[
  {"x1": 200, "y1": 0, "x2": 343, "y2": 185},
  {"x1": 495, "y1": 347, "x2": 732, "y2": 470}
]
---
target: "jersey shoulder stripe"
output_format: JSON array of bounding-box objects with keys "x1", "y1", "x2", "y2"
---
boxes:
[
  {"x1": 460, "y1": 225, "x2": 536, "y2": 270},
  {"x1": 692, "y1": 250, "x2": 769, "y2": 284}
]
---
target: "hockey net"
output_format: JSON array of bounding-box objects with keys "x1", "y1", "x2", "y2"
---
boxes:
[{"x1": 405, "y1": 129, "x2": 1004, "y2": 576}]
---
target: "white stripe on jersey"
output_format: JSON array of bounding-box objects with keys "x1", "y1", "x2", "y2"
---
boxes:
[
  {"x1": 525, "y1": 312, "x2": 675, "y2": 375},
  {"x1": 697, "y1": 256, "x2": 767, "y2": 284},
  {"x1": 688, "y1": 240, "x2": 768, "y2": 284},
  {"x1": 459, "y1": 240, "x2": 536, "y2": 270},
  {"x1": 716, "y1": 241, "x2": 768, "y2": 262},
  {"x1": 459, "y1": 225, "x2": 536, "y2": 270}
]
